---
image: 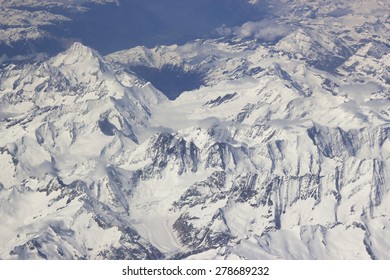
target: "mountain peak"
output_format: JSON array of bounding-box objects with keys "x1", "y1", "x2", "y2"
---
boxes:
[
  {"x1": 67, "y1": 41, "x2": 100, "y2": 61},
  {"x1": 47, "y1": 41, "x2": 111, "y2": 89},
  {"x1": 50, "y1": 42, "x2": 102, "y2": 68}
]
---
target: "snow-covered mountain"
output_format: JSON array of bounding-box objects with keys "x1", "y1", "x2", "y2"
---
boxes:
[{"x1": 0, "y1": 0, "x2": 389, "y2": 259}]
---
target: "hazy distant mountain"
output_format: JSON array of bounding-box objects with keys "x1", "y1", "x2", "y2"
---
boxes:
[{"x1": 0, "y1": 0, "x2": 267, "y2": 58}]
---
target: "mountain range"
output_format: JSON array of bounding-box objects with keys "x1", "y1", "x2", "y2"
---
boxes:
[{"x1": 0, "y1": 0, "x2": 389, "y2": 259}]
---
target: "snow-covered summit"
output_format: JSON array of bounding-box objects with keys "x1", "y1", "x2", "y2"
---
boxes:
[{"x1": 53, "y1": 42, "x2": 101, "y2": 65}]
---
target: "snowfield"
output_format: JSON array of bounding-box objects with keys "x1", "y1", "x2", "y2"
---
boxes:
[{"x1": 0, "y1": 0, "x2": 389, "y2": 260}]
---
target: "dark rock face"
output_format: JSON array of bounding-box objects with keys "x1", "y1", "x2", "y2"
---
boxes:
[
  {"x1": 142, "y1": 132, "x2": 200, "y2": 177},
  {"x1": 129, "y1": 65, "x2": 205, "y2": 100}
]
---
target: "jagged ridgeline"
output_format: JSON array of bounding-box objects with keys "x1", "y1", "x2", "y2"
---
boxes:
[{"x1": 0, "y1": 0, "x2": 389, "y2": 259}]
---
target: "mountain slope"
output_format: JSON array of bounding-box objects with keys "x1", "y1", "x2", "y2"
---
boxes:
[
  {"x1": 0, "y1": 42, "x2": 168, "y2": 259},
  {"x1": 0, "y1": 0, "x2": 389, "y2": 260}
]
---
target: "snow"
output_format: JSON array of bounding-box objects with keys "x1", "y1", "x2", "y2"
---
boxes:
[
  {"x1": 0, "y1": 0, "x2": 389, "y2": 260},
  {"x1": 129, "y1": 171, "x2": 214, "y2": 255}
]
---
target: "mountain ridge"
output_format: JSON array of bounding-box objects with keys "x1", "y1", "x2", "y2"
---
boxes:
[{"x1": 0, "y1": 0, "x2": 390, "y2": 260}]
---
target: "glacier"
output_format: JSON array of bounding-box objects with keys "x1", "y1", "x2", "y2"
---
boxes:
[{"x1": 0, "y1": 0, "x2": 389, "y2": 260}]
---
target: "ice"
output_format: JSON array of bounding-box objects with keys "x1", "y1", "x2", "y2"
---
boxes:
[{"x1": 0, "y1": 0, "x2": 389, "y2": 260}]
